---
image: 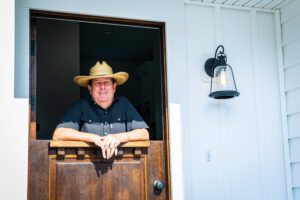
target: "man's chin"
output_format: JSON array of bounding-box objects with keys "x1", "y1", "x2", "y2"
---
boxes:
[
  {"x1": 98, "y1": 98, "x2": 108, "y2": 102},
  {"x1": 98, "y1": 97, "x2": 113, "y2": 103}
]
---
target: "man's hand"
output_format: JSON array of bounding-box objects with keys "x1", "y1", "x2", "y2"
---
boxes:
[
  {"x1": 100, "y1": 134, "x2": 123, "y2": 159},
  {"x1": 91, "y1": 134, "x2": 103, "y2": 148}
]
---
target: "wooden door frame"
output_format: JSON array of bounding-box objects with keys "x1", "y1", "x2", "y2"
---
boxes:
[{"x1": 29, "y1": 9, "x2": 171, "y2": 199}]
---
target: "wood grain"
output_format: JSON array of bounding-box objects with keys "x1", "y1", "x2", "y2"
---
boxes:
[{"x1": 28, "y1": 140, "x2": 50, "y2": 200}]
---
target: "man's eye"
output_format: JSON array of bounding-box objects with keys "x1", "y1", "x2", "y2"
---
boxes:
[{"x1": 93, "y1": 82, "x2": 110, "y2": 86}]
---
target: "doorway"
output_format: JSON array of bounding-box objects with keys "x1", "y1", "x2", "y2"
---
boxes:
[
  {"x1": 30, "y1": 10, "x2": 167, "y2": 141},
  {"x1": 29, "y1": 10, "x2": 171, "y2": 200}
]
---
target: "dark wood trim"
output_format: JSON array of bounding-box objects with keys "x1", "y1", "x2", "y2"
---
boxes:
[
  {"x1": 160, "y1": 23, "x2": 171, "y2": 200},
  {"x1": 28, "y1": 17, "x2": 37, "y2": 200},
  {"x1": 30, "y1": 9, "x2": 163, "y2": 28},
  {"x1": 29, "y1": 17, "x2": 37, "y2": 140}
]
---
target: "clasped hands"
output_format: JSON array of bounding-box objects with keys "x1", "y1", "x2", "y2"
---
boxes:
[{"x1": 93, "y1": 134, "x2": 122, "y2": 159}]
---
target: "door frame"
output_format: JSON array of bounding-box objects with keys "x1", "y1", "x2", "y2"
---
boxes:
[{"x1": 29, "y1": 9, "x2": 171, "y2": 199}]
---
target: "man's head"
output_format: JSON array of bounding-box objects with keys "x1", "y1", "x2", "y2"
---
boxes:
[
  {"x1": 88, "y1": 77, "x2": 117, "y2": 109},
  {"x1": 73, "y1": 61, "x2": 128, "y2": 109}
]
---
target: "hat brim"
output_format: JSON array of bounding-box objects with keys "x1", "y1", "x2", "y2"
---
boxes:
[{"x1": 74, "y1": 72, "x2": 129, "y2": 87}]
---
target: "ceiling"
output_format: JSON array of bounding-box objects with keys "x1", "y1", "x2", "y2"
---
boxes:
[{"x1": 192, "y1": 0, "x2": 292, "y2": 9}]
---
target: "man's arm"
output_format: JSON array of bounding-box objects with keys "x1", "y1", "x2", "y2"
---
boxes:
[
  {"x1": 112, "y1": 128, "x2": 149, "y2": 143},
  {"x1": 52, "y1": 127, "x2": 102, "y2": 146},
  {"x1": 53, "y1": 127, "x2": 149, "y2": 143}
]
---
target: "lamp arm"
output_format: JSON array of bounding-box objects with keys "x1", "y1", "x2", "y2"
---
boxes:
[{"x1": 214, "y1": 45, "x2": 225, "y2": 59}]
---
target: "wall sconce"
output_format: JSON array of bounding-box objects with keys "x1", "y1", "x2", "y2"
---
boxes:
[{"x1": 204, "y1": 45, "x2": 240, "y2": 99}]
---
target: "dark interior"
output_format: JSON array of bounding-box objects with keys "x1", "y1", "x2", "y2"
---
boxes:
[{"x1": 34, "y1": 17, "x2": 164, "y2": 140}]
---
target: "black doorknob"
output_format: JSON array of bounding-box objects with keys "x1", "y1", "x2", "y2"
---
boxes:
[{"x1": 153, "y1": 180, "x2": 165, "y2": 190}]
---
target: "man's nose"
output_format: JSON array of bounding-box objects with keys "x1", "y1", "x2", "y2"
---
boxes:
[{"x1": 100, "y1": 84, "x2": 106, "y2": 89}]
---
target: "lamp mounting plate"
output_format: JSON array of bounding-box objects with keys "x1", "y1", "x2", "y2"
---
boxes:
[{"x1": 204, "y1": 58, "x2": 217, "y2": 77}]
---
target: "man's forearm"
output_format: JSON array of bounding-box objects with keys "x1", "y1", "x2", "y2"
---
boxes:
[
  {"x1": 52, "y1": 127, "x2": 99, "y2": 142},
  {"x1": 53, "y1": 127, "x2": 149, "y2": 143},
  {"x1": 117, "y1": 128, "x2": 149, "y2": 143}
]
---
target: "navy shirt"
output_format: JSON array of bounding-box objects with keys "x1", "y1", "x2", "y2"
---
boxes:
[{"x1": 56, "y1": 96, "x2": 148, "y2": 136}]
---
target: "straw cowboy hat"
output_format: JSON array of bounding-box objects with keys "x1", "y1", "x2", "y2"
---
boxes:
[{"x1": 74, "y1": 61, "x2": 129, "y2": 87}]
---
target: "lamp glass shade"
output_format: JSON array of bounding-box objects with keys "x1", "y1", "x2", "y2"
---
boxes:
[{"x1": 210, "y1": 65, "x2": 239, "y2": 99}]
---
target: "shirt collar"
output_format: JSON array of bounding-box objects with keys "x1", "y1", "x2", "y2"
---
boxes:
[{"x1": 88, "y1": 96, "x2": 119, "y2": 110}]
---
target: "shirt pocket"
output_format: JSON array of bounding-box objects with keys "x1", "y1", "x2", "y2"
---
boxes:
[
  {"x1": 110, "y1": 116, "x2": 127, "y2": 134},
  {"x1": 80, "y1": 116, "x2": 104, "y2": 136}
]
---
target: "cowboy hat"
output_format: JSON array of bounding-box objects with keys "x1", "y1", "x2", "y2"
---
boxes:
[{"x1": 74, "y1": 61, "x2": 129, "y2": 87}]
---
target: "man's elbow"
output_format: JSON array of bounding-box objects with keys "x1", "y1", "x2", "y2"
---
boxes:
[
  {"x1": 52, "y1": 128, "x2": 63, "y2": 140},
  {"x1": 143, "y1": 129, "x2": 150, "y2": 141}
]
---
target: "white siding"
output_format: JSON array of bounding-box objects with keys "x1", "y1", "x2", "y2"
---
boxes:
[
  {"x1": 286, "y1": 89, "x2": 300, "y2": 115},
  {"x1": 291, "y1": 163, "x2": 300, "y2": 187},
  {"x1": 288, "y1": 113, "x2": 300, "y2": 138},
  {"x1": 285, "y1": 64, "x2": 300, "y2": 92},
  {"x1": 290, "y1": 139, "x2": 300, "y2": 162},
  {"x1": 283, "y1": 41, "x2": 300, "y2": 68},
  {"x1": 281, "y1": 0, "x2": 300, "y2": 199}
]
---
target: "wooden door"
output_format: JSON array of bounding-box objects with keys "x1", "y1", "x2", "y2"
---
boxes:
[{"x1": 29, "y1": 140, "x2": 169, "y2": 200}]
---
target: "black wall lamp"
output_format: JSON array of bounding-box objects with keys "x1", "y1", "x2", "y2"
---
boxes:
[{"x1": 204, "y1": 45, "x2": 240, "y2": 99}]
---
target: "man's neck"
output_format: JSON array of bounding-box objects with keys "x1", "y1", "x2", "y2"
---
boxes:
[
  {"x1": 98, "y1": 102, "x2": 110, "y2": 110},
  {"x1": 89, "y1": 96, "x2": 117, "y2": 110}
]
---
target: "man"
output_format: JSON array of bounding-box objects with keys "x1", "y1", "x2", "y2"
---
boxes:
[{"x1": 53, "y1": 61, "x2": 149, "y2": 159}]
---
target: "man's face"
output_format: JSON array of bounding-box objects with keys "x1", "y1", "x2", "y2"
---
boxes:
[{"x1": 88, "y1": 77, "x2": 117, "y2": 108}]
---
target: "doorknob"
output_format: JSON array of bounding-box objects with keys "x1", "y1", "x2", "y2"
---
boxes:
[{"x1": 153, "y1": 180, "x2": 165, "y2": 191}]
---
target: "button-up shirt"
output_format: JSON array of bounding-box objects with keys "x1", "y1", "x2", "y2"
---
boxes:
[{"x1": 56, "y1": 96, "x2": 148, "y2": 136}]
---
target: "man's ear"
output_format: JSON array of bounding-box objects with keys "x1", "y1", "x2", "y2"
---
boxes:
[
  {"x1": 113, "y1": 82, "x2": 117, "y2": 93},
  {"x1": 88, "y1": 85, "x2": 92, "y2": 94}
]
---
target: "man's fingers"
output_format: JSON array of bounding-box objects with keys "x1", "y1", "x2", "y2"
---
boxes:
[
  {"x1": 102, "y1": 147, "x2": 106, "y2": 159},
  {"x1": 109, "y1": 147, "x2": 117, "y2": 158},
  {"x1": 100, "y1": 135, "x2": 121, "y2": 159},
  {"x1": 106, "y1": 147, "x2": 111, "y2": 159},
  {"x1": 103, "y1": 138, "x2": 112, "y2": 149}
]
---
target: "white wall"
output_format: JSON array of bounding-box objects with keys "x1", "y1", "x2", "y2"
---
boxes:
[
  {"x1": 281, "y1": 0, "x2": 300, "y2": 199},
  {"x1": 0, "y1": 0, "x2": 288, "y2": 199},
  {"x1": 0, "y1": 0, "x2": 29, "y2": 200},
  {"x1": 185, "y1": 3, "x2": 286, "y2": 200}
]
